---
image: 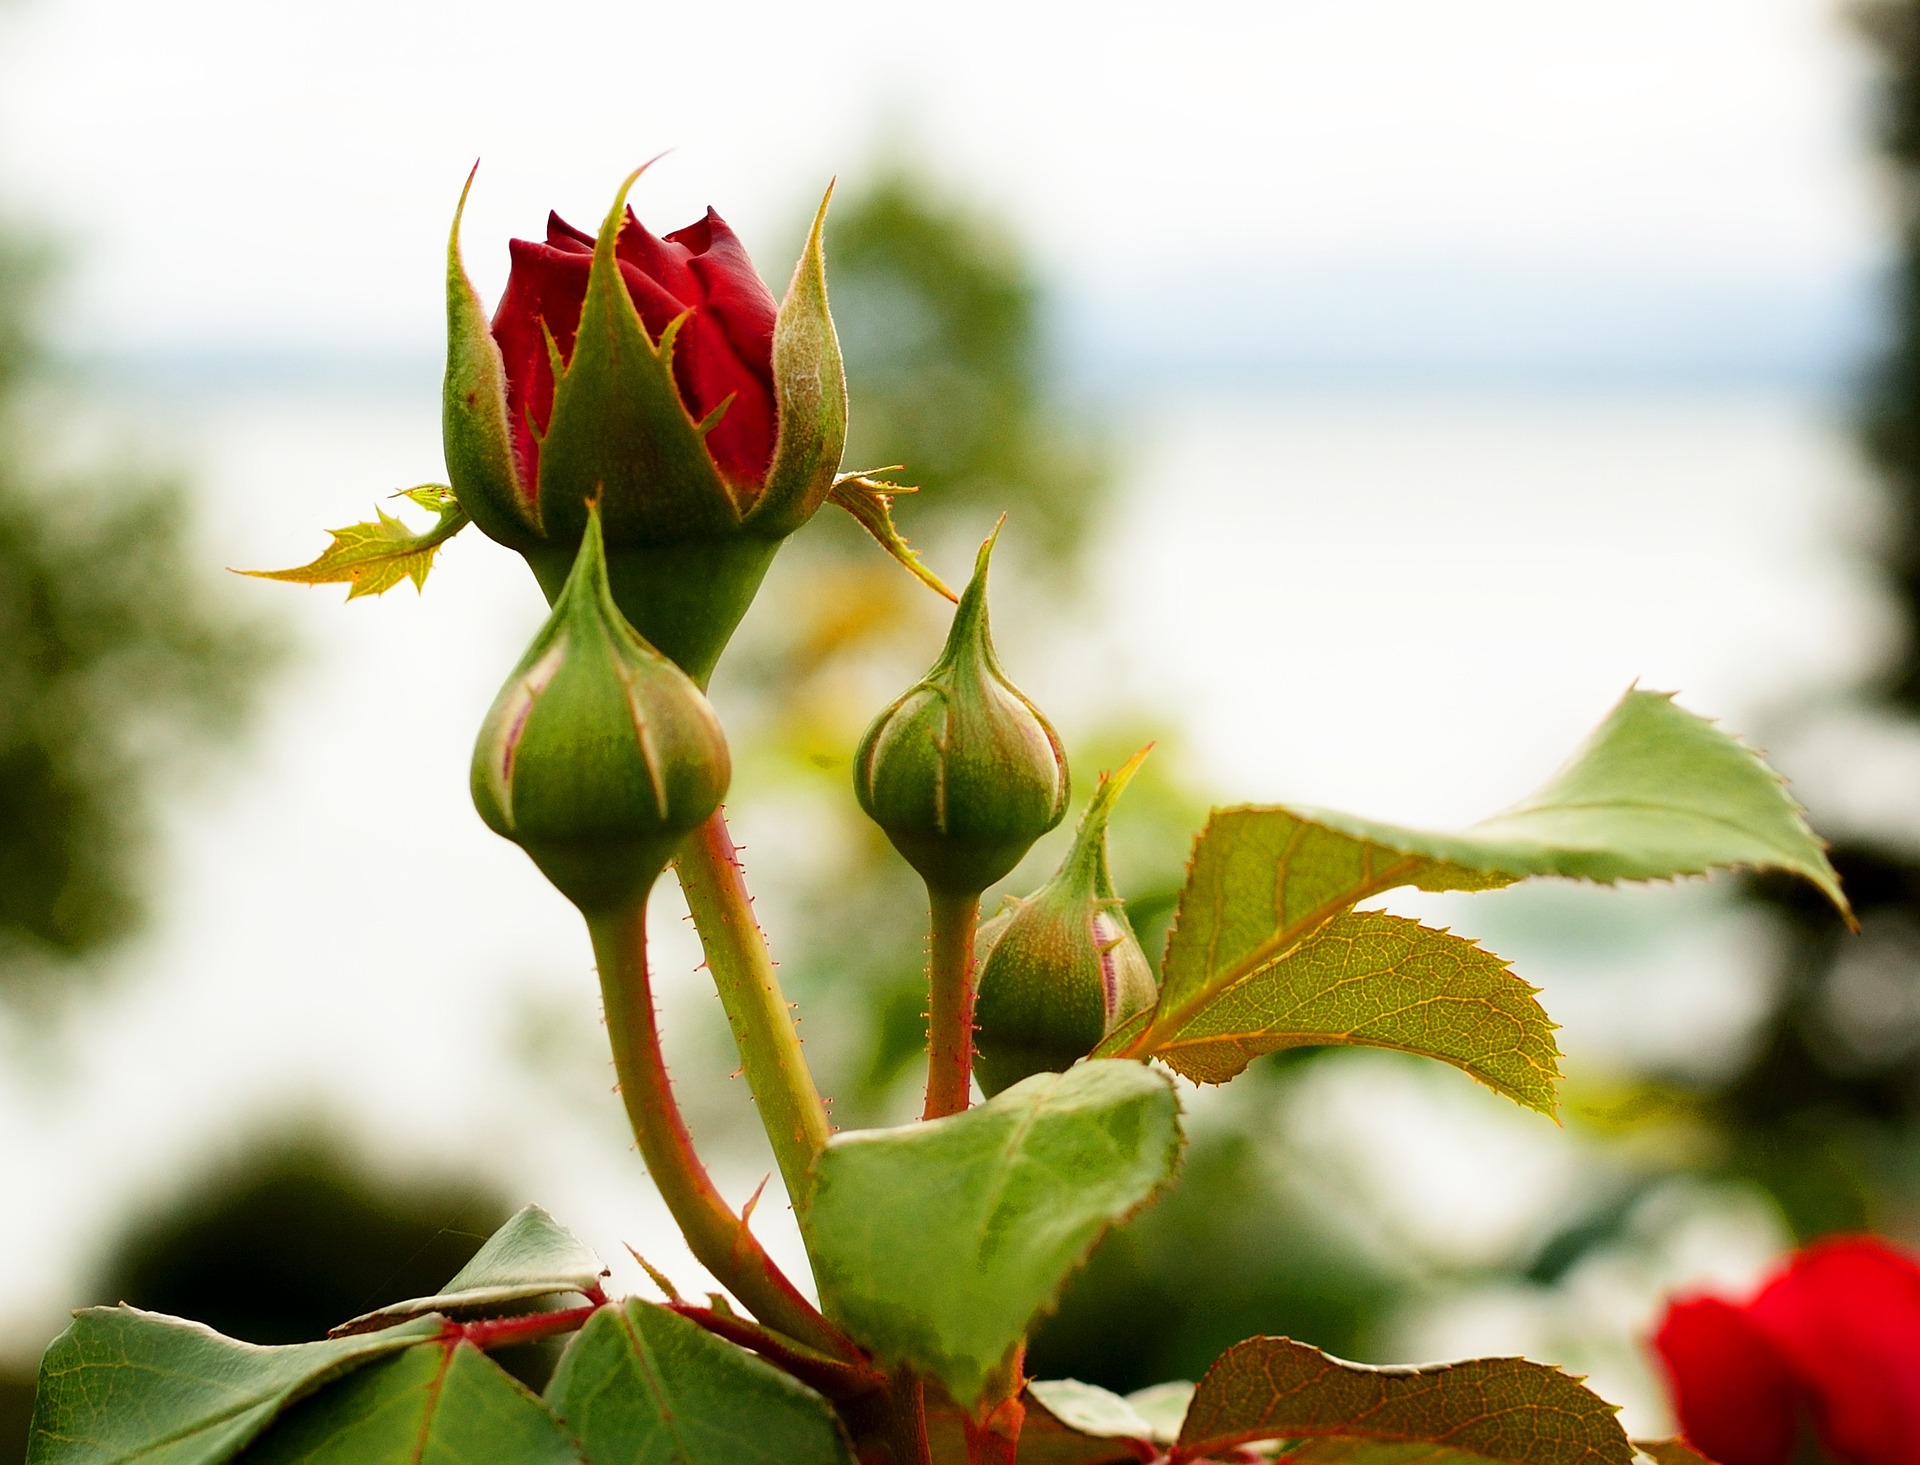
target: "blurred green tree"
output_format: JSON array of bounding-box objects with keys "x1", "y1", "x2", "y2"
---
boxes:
[{"x1": 0, "y1": 229, "x2": 276, "y2": 1005}]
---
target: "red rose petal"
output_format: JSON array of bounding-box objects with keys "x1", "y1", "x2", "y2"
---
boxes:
[{"x1": 1654, "y1": 1296, "x2": 1803, "y2": 1465}]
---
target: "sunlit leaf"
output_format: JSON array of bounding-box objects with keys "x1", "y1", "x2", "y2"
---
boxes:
[
  {"x1": 332, "y1": 1204, "x2": 607, "y2": 1335},
  {"x1": 243, "y1": 1340, "x2": 579, "y2": 1464},
  {"x1": 26, "y1": 1306, "x2": 439, "y2": 1465},
  {"x1": 1109, "y1": 690, "x2": 1845, "y2": 1082},
  {"x1": 544, "y1": 1301, "x2": 853, "y2": 1465},
  {"x1": 806, "y1": 1060, "x2": 1182, "y2": 1408},
  {"x1": 1172, "y1": 1337, "x2": 1631, "y2": 1465},
  {"x1": 1109, "y1": 910, "x2": 1560, "y2": 1114},
  {"x1": 239, "y1": 485, "x2": 468, "y2": 599}
]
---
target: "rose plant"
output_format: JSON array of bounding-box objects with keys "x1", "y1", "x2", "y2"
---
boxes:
[{"x1": 26, "y1": 166, "x2": 1858, "y2": 1465}]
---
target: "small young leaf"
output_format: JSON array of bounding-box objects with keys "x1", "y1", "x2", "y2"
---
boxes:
[
  {"x1": 243, "y1": 1341, "x2": 580, "y2": 1464},
  {"x1": 1172, "y1": 1337, "x2": 1632, "y2": 1465},
  {"x1": 239, "y1": 486, "x2": 469, "y2": 599},
  {"x1": 805, "y1": 1060, "x2": 1182, "y2": 1409},
  {"x1": 26, "y1": 1306, "x2": 440, "y2": 1465},
  {"x1": 828, "y1": 473, "x2": 959, "y2": 601},
  {"x1": 1120, "y1": 690, "x2": 1845, "y2": 1067},
  {"x1": 1113, "y1": 910, "x2": 1561, "y2": 1115},
  {"x1": 332, "y1": 1204, "x2": 607, "y2": 1335},
  {"x1": 544, "y1": 1300, "x2": 854, "y2": 1465}
]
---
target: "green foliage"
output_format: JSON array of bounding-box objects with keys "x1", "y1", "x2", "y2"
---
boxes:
[
  {"x1": 754, "y1": 187, "x2": 851, "y2": 537},
  {"x1": 1128, "y1": 910, "x2": 1558, "y2": 1112},
  {"x1": 1105, "y1": 690, "x2": 1844, "y2": 1115},
  {"x1": 243, "y1": 1342, "x2": 579, "y2": 1465},
  {"x1": 0, "y1": 221, "x2": 275, "y2": 1002},
  {"x1": 239, "y1": 486, "x2": 468, "y2": 599},
  {"x1": 1173, "y1": 1337, "x2": 1632, "y2": 1465},
  {"x1": 805, "y1": 1060, "x2": 1182, "y2": 1407},
  {"x1": 544, "y1": 1302, "x2": 852, "y2": 1465},
  {"x1": 334, "y1": 1205, "x2": 606, "y2": 1335},
  {"x1": 26, "y1": 1308, "x2": 441, "y2": 1465}
]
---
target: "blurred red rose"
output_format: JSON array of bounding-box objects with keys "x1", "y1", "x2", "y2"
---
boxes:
[
  {"x1": 491, "y1": 206, "x2": 779, "y2": 499},
  {"x1": 1653, "y1": 1236, "x2": 1920, "y2": 1465}
]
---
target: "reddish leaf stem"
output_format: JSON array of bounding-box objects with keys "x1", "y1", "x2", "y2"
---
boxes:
[
  {"x1": 962, "y1": 1394, "x2": 1025, "y2": 1465},
  {"x1": 668, "y1": 1303, "x2": 886, "y2": 1402},
  {"x1": 587, "y1": 899, "x2": 849, "y2": 1357},
  {"x1": 923, "y1": 888, "x2": 981, "y2": 1119},
  {"x1": 439, "y1": 1304, "x2": 601, "y2": 1351}
]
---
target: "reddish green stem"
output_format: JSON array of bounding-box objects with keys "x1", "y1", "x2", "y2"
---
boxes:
[
  {"x1": 924, "y1": 888, "x2": 981, "y2": 1119},
  {"x1": 676, "y1": 810, "x2": 833, "y2": 1207},
  {"x1": 587, "y1": 899, "x2": 846, "y2": 1356}
]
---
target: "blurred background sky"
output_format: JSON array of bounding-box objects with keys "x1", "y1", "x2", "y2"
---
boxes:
[{"x1": 0, "y1": 0, "x2": 1911, "y2": 1449}]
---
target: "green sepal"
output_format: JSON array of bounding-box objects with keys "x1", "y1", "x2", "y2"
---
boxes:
[
  {"x1": 828, "y1": 472, "x2": 959, "y2": 601},
  {"x1": 854, "y1": 523, "x2": 1070, "y2": 895},
  {"x1": 974, "y1": 749, "x2": 1158, "y2": 1095},
  {"x1": 471, "y1": 505, "x2": 731, "y2": 915},
  {"x1": 537, "y1": 168, "x2": 740, "y2": 551},
  {"x1": 746, "y1": 183, "x2": 849, "y2": 537},
  {"x1": 443, "y1": 164, "x2": 541, "y2": 552}
]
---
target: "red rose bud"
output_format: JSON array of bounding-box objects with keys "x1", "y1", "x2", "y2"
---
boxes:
[
  {"x1": 444, "y1": 166, "x2": 847, "y2": 685},
  {"x1": 470, "y1": 502, "x2": 730, "y2": 917},
  {"x1": 853, "y1": 524, "x2": 1069, "y2": 897},
  {"x1": 971, "y1": 749, "x2": 1158, "y2": 1096},
  {"x1": 1653, "y1": 1236, "x2": 1920, "y2": 1465}
]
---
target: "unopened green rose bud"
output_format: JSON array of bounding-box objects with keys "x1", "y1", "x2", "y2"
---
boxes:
[
  {"x1": 972, "y1": 749, "x2": 1158, "y2": 1097},
  {"x1": 471, "y1": 503, "x2": 730, "y2": 915},
  {"x1": 853, "y1": 526, "x2": 1068, "y2": 896}
]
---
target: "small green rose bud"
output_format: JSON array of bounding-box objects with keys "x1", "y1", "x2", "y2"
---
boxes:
[
  {"x1": 853, "y1": 525, "x2": 1068, "y2": 896},
  {"x1": 471, "y1": 503, "x2": 730, "y2": 915},
  {"x1": 972, "y1": 749, "x2": 1158, "y2": 1097}
]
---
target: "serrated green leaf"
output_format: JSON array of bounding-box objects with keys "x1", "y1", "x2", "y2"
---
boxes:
[
  {"x1": 444, "y1": 164, "x2": 541, "y2": 550},
  {"x1": 333, "y1": 1205, "x2": 607, "y2": 1336},
  {"x1": 26, "y1": 1307, "x2": 440, "y2": 1465},
  {"x1": 1172, "y1": 1338, "x2": 1631, "y2": 1465},
  {"x1": 827, "y1": 473, "x2": 958, "y2": 601},
  {"x1": 238, "y1": 487, "x2": 468, "y2": 599},
  {"x1": 1118, "y1": 910, "x2": 1560, "y2": 1114},
  {"x1": 242, "y1": 1341, "x2": 580, "y2": 1464},
  {"x1": 1114, "y1": 690, "x2": 1845, "y2": 1068},
  {"x1": 805, "y1": 1060, "x2": 1182, "y2": 1409},
  {"x1": 543, "y1": 1301, "x2": 853, "y2": 1465},
  {"x1": 749, "y1": 184, "x2": 849, "y2": 536}
]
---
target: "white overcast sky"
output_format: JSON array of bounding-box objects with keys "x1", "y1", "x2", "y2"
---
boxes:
[{"x1": 0, "y1": 0, "x2": 1890, "y2": 360}]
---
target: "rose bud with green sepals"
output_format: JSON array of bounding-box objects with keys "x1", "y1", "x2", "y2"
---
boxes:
[
  {"x1": 444, "y1": 166, "x2": 846, "y2": 686},
  {"x1": 972, "y1": 748, "x2": 1158, "y2": 1096},
  {"x1": 471, "y1": 503, "x2": 730, "y2": 917},
  {"x1": 854, "y1": 524, "x2": 1069, "y2": 897}
]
